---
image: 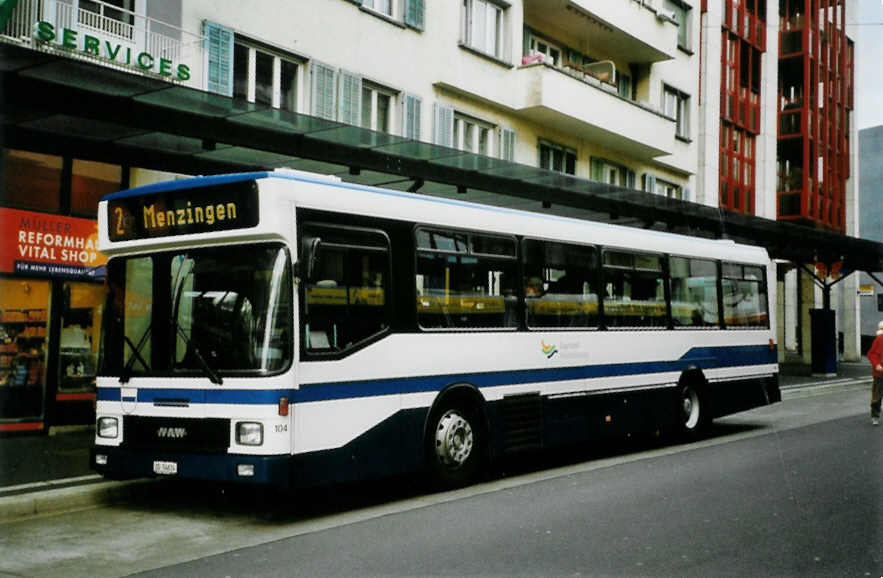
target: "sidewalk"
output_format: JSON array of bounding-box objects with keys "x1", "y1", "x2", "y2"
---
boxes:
[{"x1": 0, "y1": 361, "x2": 874, "y2": 521}]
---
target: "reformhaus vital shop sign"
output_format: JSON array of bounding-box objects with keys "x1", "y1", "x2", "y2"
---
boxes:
[{"x1": 33, "y1": 20, "x2": 191, "y2": 81}]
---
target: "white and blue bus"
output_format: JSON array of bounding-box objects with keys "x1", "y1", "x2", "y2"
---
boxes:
[{"x1": 91, "y1": 170, "x2": 780, "y2": 489}]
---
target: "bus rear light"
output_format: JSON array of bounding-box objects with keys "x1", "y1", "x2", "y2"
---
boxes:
[
  {"x1": 278, "y1": 396, "x2": 289, "y2": 416},
  {"x1": 95, "y1": 454, "x2": 108, "y2": 465},
  {"x1": 237, "y1": 464, "x2": 255, "y2": 477}
]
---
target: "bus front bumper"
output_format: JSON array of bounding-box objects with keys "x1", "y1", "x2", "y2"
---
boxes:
[{"x1": 90, "y1": 446, "x2": 291, "y2": 488}]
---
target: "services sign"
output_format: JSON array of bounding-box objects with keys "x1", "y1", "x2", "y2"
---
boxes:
[{"x1": 0, "y1": 207, "x2": 106, "y2": 278}]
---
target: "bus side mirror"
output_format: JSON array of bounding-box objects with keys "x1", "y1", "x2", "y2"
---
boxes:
[{"x1": 300, "y1": 236, "x2": 322, "y2": 281}]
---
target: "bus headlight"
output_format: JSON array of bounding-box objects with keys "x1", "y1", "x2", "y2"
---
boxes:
[
  {"x1": 236, "y1": 422, "x2": 263, "y2": 446},
  {"x1": 97, "y1": 417, "x2": 119, "y2": 439}
]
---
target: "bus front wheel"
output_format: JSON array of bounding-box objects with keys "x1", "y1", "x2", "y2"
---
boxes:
[{"x1": 426, "y1": 402, "x2": 484, "y2": 489}]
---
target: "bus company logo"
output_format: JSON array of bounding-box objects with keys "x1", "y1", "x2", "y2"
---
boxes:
[
  {"x1": 541, "y1": 340, "x2": 558, "y2": 359},
  {"x1": 156, "y1": 427, "x2": 187, "y2": 439}
]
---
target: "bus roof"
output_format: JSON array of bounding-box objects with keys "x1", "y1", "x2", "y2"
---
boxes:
[{"x1": 102, "y1": 171, "x2": 769, "y2": 264}]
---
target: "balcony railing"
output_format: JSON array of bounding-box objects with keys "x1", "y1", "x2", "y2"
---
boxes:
[{"x1": 2, "y1": 0, "x2": 203, "y2": 86}]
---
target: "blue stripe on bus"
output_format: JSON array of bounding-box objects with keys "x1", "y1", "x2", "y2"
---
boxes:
[{"x1": 96, "y1": 345, "x2": 775, "y2": 405}]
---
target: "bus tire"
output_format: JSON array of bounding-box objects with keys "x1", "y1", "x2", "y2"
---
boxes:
[
  {"x1": 426, "y1": 400, "x2": 484, "y2": 489},
  {"x1": 677, "y1": 381, "x2": 709, "y2": 439}
]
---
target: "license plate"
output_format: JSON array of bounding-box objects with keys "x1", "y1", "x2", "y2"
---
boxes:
[{"x1": 153, "y1": 461, "x2": 178, "y2": 475}]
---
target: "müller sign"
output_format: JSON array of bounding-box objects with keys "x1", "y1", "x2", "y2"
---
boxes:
[{"x1": 34, "y1": 20, "x2": 191, "y2": 81}]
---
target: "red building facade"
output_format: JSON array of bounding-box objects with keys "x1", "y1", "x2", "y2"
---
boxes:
[
  {"x1": 719, "y1": 0, "x2": 767, "y2": 216},
  {"x1": 777, "y1": 0, "x2": 853, "y2": 232}
]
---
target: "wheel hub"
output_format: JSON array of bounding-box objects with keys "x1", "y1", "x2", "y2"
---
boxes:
[
  {"x1": 681, "y1": 387, "x2": 700, "y2": 429},
  {"x1": 435, "y1": 410, "x2": 474, "y2": 468}
]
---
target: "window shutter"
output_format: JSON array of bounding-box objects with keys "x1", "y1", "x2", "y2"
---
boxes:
[
  {"x1": 643, "y1": 173, "x2": 657, "y2": 193},
  {"x1": 590, "y1": 157, "x2": 603, "y2": 181},
  {"x1": 203, "y1": 20, "x2": 234, "y2": 97},
  {"x1": 403, "y1": 94, "x2": 422, "y2": 140},
  {"x1": 433, "y1": 103, "x2": 454, "y2": 147},
  {"x1": 337, "y1": 70, "x2": 362, "y2": 125},
  {"x1": 500, "y1": 127, "x2": 516, "y2": 161},
  {"x1": 405, "y1": 0, "x2": 425, "y2": 31},
  {"x1": 311, "y1": 62, "x2": 336, "y2": 121}
]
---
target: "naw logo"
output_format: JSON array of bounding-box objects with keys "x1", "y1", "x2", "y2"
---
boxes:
[
  {"x1": 156, "y1": 427, "x2": 187, "y2": 439},
  {"x1": 541, "y1": 340, "x2": 558, "y2": 359}
]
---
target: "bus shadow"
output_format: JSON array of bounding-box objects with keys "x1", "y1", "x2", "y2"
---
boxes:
[{"x1": 116, "y1": 421, "x2": 769, "y2": 525}]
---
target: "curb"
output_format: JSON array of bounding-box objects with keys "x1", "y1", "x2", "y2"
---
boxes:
[
  {"x1": 0, "y1": 478, "x2": 156, "y2": 523},
  {"x1": 780, "y1": 378, "x2": 869, "y2": 400}
]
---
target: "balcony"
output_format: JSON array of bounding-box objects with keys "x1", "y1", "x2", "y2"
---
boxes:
[
  {"x1": 1, "y1": 0, "x2": 203, "y2": 88},
  {"x1": 514, "y1": 62, "x2": 675, "y2": 160},
  {"x1": 524, "y1": 0, "x2": 678, "y2": 65}
]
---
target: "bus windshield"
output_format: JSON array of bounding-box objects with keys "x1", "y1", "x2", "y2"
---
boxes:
[{"x1": 101, "y1": 243, "x2": 292, "y2": 377}]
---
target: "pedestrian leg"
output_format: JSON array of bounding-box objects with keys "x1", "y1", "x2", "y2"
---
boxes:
[{"x1": 872, "y1": 376, "x2": 882, "y2": 424}]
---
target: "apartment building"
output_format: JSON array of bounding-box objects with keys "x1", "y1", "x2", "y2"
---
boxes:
[{"x1": 0, "y1": 0, "x2": 861, "y2": 430}]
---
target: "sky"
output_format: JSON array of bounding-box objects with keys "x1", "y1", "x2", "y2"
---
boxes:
[{"x1": 854, "y1": 0, "x2": 883, "y2": 130}]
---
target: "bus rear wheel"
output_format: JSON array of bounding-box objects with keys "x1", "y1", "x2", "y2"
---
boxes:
[
  {"x1": 427, "y1": 403, "x2": 484, "y2": 489},
  {"x1": 677, "y1": 383, "x2": 708, "y2": 438}
]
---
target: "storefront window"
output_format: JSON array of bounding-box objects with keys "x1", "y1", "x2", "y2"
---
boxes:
[
  {"x1": 72, "y1": 159, "x2": 122, "y2": 218},
  {"x1": 0, "y1": 149, "x2": 62, "y2": 212},
  {"x1": 59, "y1": 282, "x2": 105, "y2": 393},
  {"x1": 0, "y1": 279, "x2": 50, "y2": 420}
]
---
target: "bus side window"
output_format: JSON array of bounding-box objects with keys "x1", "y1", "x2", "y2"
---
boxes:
[
  {"x1": 722, "y1": 263, "x2": 768, "y2": 328},
  {"x1": 602, "y1": 251, "x2": 666, "y2": 329},
  {"x1": 522, "y1": 238, "x2": 600, "y2": 329},
  {"x1": 301, "y1": 226, "x2": 390, "y2": 354},
  {"x1": 415, "y1": 229, "x2": 517, "y2": 330},
  {"x1": 669, "y1": 257, "x2": 719, "y2": 328}
]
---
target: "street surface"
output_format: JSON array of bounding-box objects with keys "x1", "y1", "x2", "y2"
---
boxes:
[{"x1": 0, "y1": 383, "x2": 880, "y2": 577}]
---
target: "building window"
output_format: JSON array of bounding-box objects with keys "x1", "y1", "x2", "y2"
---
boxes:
[
  {"x1": 664, "y1": 85, "x2": 690, "y2": 139},
  {"x1": 618, "y1": 73, "x2": 632, "y2": 100},
  {"x1": 654, "y1": 178, "x2": 683, "y2": 200},
  {"x1": 539, "y1": 141, "x2": 576, "y2": 175},
  {"x1": 590, "y1": 157, "x2": 635, "y2": 188},
  {"x1": 664, "y1": 0, "x2": 691, "y2": 51},
  {"x1": 500, "y1": 127, "x2": 516, "y2": 161},
  {"x1": 462, "y1": 0, "x2": 505, "y2": 59},
  {"x1": 71, "y1": 159, "x2": 122, "y2": 218},
  {"x1": 720, "y1": 121, "x2": 756, "y2": 213},
  {"x1": 1, "y1": 150, "x2": 62, "y2": 213},
  {"x1": 454, "y1": 114, "x2": 495, "y2": 155},
  {"x1": 363, "y1": 0, "x2": 393, "y2": 17},
  {"x1": 361, "y1": 83, "x2": 396, "y2": 133},
  {"x1": 528, "y1": 35, "x2": 561, "y2": 66},
  {"x1": 233, "y1": 40, "x2": 302, "y2": 112}
]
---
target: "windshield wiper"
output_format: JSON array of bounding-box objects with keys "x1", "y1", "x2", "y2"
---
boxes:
[
  {"x1": 119, "y1": 324, "x2": 151, "y2": 384},
  {"x1": 172, "y1": 323, "x2": 223, "y2": 385}
]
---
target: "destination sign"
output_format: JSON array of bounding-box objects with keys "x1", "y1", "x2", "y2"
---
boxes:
[{"x1": 107, "y1": 180, "x2": 259, "y2": 241}]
